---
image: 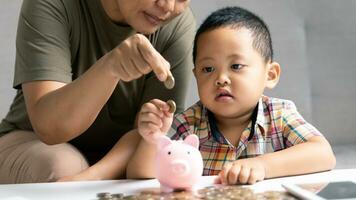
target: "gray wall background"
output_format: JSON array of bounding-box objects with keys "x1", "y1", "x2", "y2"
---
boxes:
[
  {"x1": 0, "y1": 0, "x2": 19, "y2": 121},
  {"x1": 1, "y1": 1, "x2": 355, "y2": 166}
]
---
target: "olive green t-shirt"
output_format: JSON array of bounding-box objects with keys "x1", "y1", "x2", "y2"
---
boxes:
[{"x1": 0, "y1": 0, "x2": 196, "y2": 153}]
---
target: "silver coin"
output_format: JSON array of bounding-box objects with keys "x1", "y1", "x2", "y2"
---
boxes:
[
  {"x1": 123, "y1": 195, "x2": 138, "y2": 200},
  {"x1": 164, "y1": 75, "x2": 175, "y2": 89},
  {"x1": 111, "y1": 193, "x2": 124, "y2": 199},
  {"x1": 97, "y1": 192, "x2": 112, "y2": 198},
  {"x1": 166, "y1": 100, "x2": 176, "y2": 113}
]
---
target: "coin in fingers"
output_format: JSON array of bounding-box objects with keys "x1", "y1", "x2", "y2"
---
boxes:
[
  {"x1": 164, "y1": 75, "x2": 175, "y2": 89},
  {"x1": 166, "y1": 100, "x2": 176, "y2": 113}
]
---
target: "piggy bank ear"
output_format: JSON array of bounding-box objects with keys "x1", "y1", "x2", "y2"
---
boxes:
[
  {"x1": 183, "y1": 134, "x2": 199, "y2": 149},
  {"x1": 157, "y1": 135, "x2": 172, "y2": 149}
]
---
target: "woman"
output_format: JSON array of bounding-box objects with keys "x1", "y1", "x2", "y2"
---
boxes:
[{"x1": 0, "y1": 0, "x2": 195, "y2": 183}]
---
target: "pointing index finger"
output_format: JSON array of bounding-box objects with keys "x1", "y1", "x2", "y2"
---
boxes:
[{"x1": 137, "y1": 35, "x2": 170, "y2": 82}]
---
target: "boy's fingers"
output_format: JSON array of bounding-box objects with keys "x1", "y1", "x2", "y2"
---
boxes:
[
  {"x1": 139, "y1": 112, "x2": 163, "y2": 127},
  {"x1": 247, "y1": 168, "x2": 258, "y2": 185},
  {"x1": 214, "y1": 176, "x2": 222, "y2": 184},
  {"x1": 220, "y1": 163, "x2": 232, "y2": 185},
  {"x1": 141, "y1": 101, "x2": 164, "y2": 116},
  {"x1": 238, "y1": 166, "x2": 250, "y2": 184},
  {"x1": 227, "y1": 165, "x2": 241, "y2": 185},
  {"x1": 150, "y1": 99, "x2": 170, "y2": 112}
]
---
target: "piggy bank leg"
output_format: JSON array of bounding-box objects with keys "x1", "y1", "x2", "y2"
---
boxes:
[{"x1": 160, "y1": 184, "x2": 174, "y2": 193}]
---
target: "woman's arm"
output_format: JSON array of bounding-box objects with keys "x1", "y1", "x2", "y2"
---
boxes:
[{"x1": 24, "y1": 34, "x2": 171, "y2": 145}]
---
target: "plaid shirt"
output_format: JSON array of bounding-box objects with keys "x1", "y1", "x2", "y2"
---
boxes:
[{"x1": 167, "y1": 95, "x2": 322, "y2": 176}]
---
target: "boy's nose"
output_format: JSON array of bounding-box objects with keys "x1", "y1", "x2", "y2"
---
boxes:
[
  {"x1": 215, "y1": 74, "x2": 231, "y2": 87},
  {"x1": 156, "y1": 0, "x2": 175, "y2": 13},
  {"x1": 216, "y1": 81, "x2": 228, "y2": 87}
]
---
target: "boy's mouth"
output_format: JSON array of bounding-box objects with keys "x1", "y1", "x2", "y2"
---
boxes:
[{"x1": 215, "y1": 89, "x2": 234, "y2": 101}]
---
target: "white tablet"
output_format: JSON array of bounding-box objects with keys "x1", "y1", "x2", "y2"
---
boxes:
[{"x1": 282, "y1": 181, "x2": 356, "y2": 200}]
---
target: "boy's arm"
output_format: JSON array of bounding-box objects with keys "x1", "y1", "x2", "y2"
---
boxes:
[
  {"x1": 126, "y1": 136, "x2": 158, "y2": 179},
  {"x1": 262, "y1": 101, "x2": 336, "y2": 178},
  {"x1": 58, "y1": 129, "x2": 141, "y2": 181},
  {"x1": 259, "y1": 135, "x2": 336, "y2": 178},
  {"x1": 218, "y1": 135, "x2": 336, "y2": 185},
  {"x1": 126, "y1": 99, "x2": 173, "y2": 179},
  {"x1": 219, "y1": 101, "x2": 336, "y2": 185}
]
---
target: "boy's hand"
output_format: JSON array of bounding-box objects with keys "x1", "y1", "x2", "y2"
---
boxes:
[
  {"x1": 216, "y1": 157, "x2": 266, "y2": 185},
  {"x1": 138, "y1": 99, "x2": 174, "y2": 144}
]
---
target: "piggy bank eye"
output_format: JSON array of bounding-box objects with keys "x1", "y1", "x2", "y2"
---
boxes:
[
  {"x1": 187, "y1": 151, "x2": 190, "y2": 155},
  {"x1": 168, "y1": 151, "x2": 171, "y2": 155}
]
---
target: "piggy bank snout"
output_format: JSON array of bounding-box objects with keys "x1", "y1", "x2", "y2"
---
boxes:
[{"x1": 171, "y1": 160, "x2": 190, "y2": 175}]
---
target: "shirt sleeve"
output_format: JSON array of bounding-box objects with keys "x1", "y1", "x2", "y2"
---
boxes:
[
  {"x1": 138, "y1": 8, "x2": 196, "y2": 114},
  {"x1": 282, "y1": 100, "x2": 322, "y2": 147},
  {"x1": 14, "y1": 0, "x2": 72, "y2": 89}
]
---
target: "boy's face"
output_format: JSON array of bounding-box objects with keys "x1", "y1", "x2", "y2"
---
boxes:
[
  {"x1": 194, "y1": 27, "x2": 280, "y2": 118},
  {"x1": 104, "y1": 0, "x2": 190, "y2": 34}
]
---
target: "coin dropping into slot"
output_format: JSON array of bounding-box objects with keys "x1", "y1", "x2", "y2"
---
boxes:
[
  {"x1": 167, "y1": 100, "x2": 176, "y2": 113},
  {"x1": 164, "y1": 75, "x2": 175, "y2": 89}
]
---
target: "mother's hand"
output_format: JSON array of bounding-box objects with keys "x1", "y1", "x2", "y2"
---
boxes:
[{"x1": 108, "y1": 34, "x2": 172, "y2": 82}]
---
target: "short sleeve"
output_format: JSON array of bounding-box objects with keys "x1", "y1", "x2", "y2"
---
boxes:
[
  {"x1": 282, "y1": 100, "x2": 322, "y2": 146},
  {"x1": 14, "y1": 0, "x2": 72, "y2": 89}
]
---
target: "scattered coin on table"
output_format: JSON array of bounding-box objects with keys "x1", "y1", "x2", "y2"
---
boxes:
[{"x1": 96, "y1": 185, "x2": 298, "y2": 200}]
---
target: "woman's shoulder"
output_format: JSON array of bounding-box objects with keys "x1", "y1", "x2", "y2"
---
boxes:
[
  {"x1": 164, "y1": 7, "x2": 196, "y2": 30},
  {"x1": 20, "y1": 0, "x2": 80, "y2": 24}
]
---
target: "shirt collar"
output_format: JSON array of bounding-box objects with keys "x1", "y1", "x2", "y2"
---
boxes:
[
  {"x1": 203, "y1": 102, "x2": 259, "y2": 144},
  {"x1": 255, "y1": 96, "x2": 268, "y2": 138},
  {"x1": 197, "y1": 97, "x2": 268, "y2": 143}
]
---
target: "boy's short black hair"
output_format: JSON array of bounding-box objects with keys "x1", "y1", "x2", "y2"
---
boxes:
[{"x1": 193, "y1": 6, "x2": 273, "y2": 63}]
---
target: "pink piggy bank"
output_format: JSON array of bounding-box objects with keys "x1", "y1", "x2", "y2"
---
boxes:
[{"x1": 155, "y1": 135, "x2": 203, "y2": 193}]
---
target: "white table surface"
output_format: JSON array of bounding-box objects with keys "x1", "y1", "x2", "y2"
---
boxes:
[{"x1": 1, "y1": 169, "x2": 356, "y2": 200}]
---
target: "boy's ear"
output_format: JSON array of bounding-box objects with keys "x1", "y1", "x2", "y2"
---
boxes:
[{"x1": 265, "y1": 61, "x2": 281, "y2": 89}]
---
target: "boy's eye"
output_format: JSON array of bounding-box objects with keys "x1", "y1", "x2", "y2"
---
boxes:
[
  {"x1": 202, "y1": 66, "x2": 214, "y2": 73},
  {"x1": 231, "y1": 64, "x2": 243, "y2": 70}
]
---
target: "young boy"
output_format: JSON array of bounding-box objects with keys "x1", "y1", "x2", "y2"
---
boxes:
[{"x1": 127, "y1": 6, "x2": 336, "y2": 185}]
